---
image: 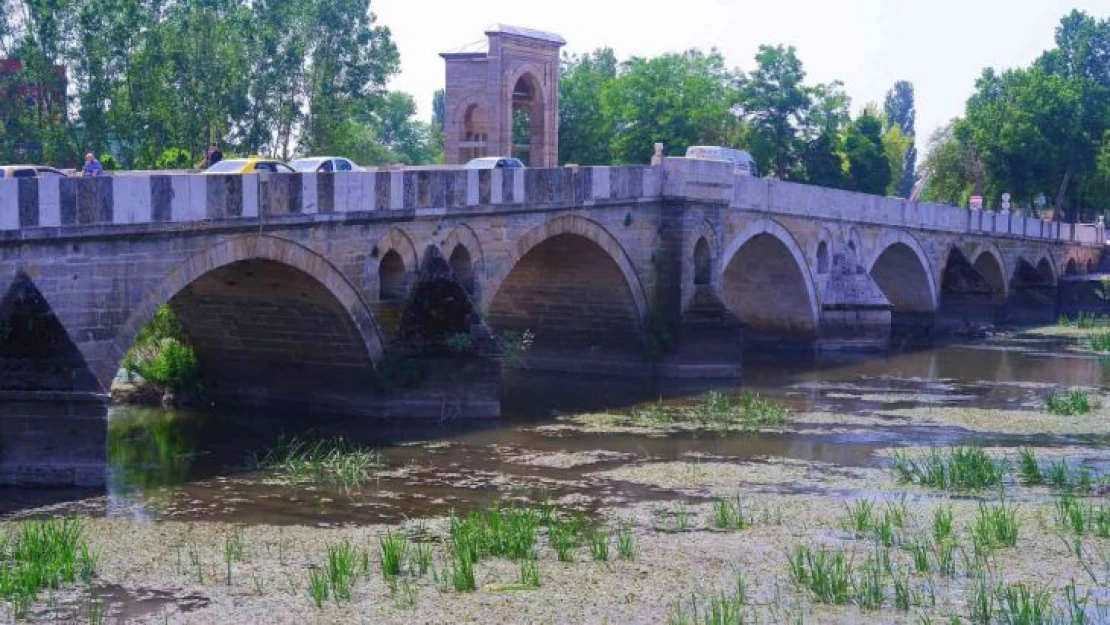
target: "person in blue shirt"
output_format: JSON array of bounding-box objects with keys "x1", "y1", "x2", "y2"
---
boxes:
[{"x1": 82, "y1": 152, "x2": 102, "y2": 177}]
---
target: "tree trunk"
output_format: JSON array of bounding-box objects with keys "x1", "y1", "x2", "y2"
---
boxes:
[{"x1": 1054, "y1": 166, "x2": 1073, "y2": 222}]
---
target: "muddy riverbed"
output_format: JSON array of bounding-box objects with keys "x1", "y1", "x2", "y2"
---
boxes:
[{"x1": 2, "y1": 328, "x2": 1109, "y2": 623}]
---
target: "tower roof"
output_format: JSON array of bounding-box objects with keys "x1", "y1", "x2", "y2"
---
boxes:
[{"x1": 484, "y1": 24, "x2": 566, "y2": 46}]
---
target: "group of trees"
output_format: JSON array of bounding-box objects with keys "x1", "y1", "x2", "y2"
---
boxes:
[
  {"x1": 0, "y1": 0, "x2": 441, "y2": 168},
  {"x1": 920, "y1": 10, "x2": 1110, "y2": 220},
  {"x1": 558, "y1": 46, "x2": 917, "y2": 197}
]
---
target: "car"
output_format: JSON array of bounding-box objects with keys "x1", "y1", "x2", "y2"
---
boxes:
[
  {"x1": 203, "y1": 156, "x2": 295, "y2": 174},
  {"x1": 464, "y1": 157, "x2": 525, "y2": 170},
  {"x1": 0, "y1": 164, "x2": 69, "y2": 179},
  {"x1": 288, "y1": 156, "x2": 361, "y2": 173},
  {"x1": 684, "y1": 146, "x2": 760, "y2": 177}
]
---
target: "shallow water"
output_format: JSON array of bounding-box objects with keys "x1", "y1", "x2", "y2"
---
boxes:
[{"x1": 3, "y1": 336, "x2": 1107, "y2": 526}]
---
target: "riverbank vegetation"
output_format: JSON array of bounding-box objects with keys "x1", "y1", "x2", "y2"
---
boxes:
[{"x1": 118, "y1": 306, "x2": 201, "y2": 402}]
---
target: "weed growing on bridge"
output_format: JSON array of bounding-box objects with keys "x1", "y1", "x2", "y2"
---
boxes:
[
  {"x1": 0, "y1": 517, "x2": 98, "y2": 618},
  {"x1": 245, "y1": 436, "x2": 382, "y2": 487},
  {"x1": 1044, "y1": 389, "x2": 1099, "y2": 416},
  {"x1": 890, "y1": 447, "x2": 1007, "y2": 490}
]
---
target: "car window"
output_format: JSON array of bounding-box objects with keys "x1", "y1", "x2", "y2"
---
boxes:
[
  {"x1": 320, "y1": 160, "x2": 334, "y2": 173},
  {"x1": 36, "y1": 168, "x2": 65, "y2": 177},
  {"x1": 12, "y1": 169, "x2": 36, "y2": 178},
  {"x1": 275, "y1": 163, "x2": 295, "y2": 173},
  {"x1": 254, "y1": 163, "x2": 277, "y2": 173},
  {"x1": 336, "y1": 159, "x2": 353, "y2": 172}
]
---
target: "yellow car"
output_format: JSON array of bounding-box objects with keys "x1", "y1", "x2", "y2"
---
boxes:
[{"x1": 203, "y1": 156, "x2": 295, "y2": 174}]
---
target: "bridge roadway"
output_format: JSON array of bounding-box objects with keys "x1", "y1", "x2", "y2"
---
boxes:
[{"x1": 0, "y1": 158, "x2": 1103, "y2": 485}]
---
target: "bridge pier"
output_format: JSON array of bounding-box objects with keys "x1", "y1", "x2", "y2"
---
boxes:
[{"x1": 0, "y1": 391, "x2": 107, "y2": 487}]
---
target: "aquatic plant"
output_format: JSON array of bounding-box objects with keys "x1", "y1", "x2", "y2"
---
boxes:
[
  {"x1": 630, "y1": 391, "x2": 790, "y2": 430},
  {"x1": 890, "y1": 447, "x2": 1007, "y2": 490},
  {"x1": 547, "y1": 520, "x2": 580, "y2": 562},
  {"x1": 615, "y1": 522, "x2": 637, "y2": 561},
  {"x1": 1017, "y1": 447, "x2": 1044, "y2": 485},
  {"x1": 1056, "y1": 496, "x2": 1110, "y2": 538},
  {"x1": 588, "y1": 529, "x2": 610, "y2": 562},
  {"x1": 713, "y1": 495, "x2": 752, "y2": 531},
  {"x1": 325, "y1": 540, "x2": 359, "y2": 602},
  {"x1": 971, "y1": 500, "x2": 1020, "y2": 550},
  {"x1": 787, "y1": 544, "x2": 852, "y2": 605},
  {"x1": 1089, "y1": 331, "x2": 1110, "y2": 352},
  {"x1": 1044, "y1": 389, "x2": 1098, "y2": 416},
  {"x1": 378, "y1": 531, "x2": 408, "y2": 579},
  {"x1": 408, "y1": 543, "x2": 434, "y2": 577},
  {"x1": 996, "y1": 582, "x2": 1054, "y2": 625},
  {"x1": 668, "y1": 574, "x2": 749, "y2": 625},
  {"x1": 518, "y1": 558, "x2": 541, "y2": 588},
  {"x1": 307, "y1": 568, "x2": 329, "y2": 608},
  {"x1": 0, "y1": 517, "x2": 98, "y2": 612},
  {"x1": 224, "y1": 527, "x2": 245, "y2": 586},
  {"x1": 843, "y1": 498, "x2": 874, "y2": 536},
  {"x1": 449, "y1": 505, "x2": 540, "y2": 562},
  {"x1": 449, "y1": 551, "x2": 475, "y2": 592},
  {"x1": 1046, "y1": 460, "x2": 1095, "y2": 492},
  {"x1": 245, "y1": 436, "x2": 382, "y2": 487},
  {"x1": 852, "y1": 548, "x2": 886, "y2": 610}
]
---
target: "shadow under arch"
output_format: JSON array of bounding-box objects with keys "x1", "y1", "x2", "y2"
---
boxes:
[
  {"x1": 110, "y1": 235, "x2": 385, "y2": 416},
  {"x1": 718, "y1": 219, "x2": 820, "y2": 340}
]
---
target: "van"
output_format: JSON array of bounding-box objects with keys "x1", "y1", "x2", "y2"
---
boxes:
[{"x1": 684, "y1": 146, "x2": 759, "y2": 177}]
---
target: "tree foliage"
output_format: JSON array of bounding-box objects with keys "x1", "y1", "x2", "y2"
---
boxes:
[
  {"x1": 0, "y1": 0, "x2": 439, "y2": 167},
  {"x1": 923, "y1": 10, "x2": 1110, "y2": 219}
]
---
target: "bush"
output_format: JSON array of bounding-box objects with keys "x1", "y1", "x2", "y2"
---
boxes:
[
  {"x1": 155, "y1": 148, "x2": 194, "y2": 171},
  {"x1": 121, "y1": 306, "x2": 201, "y2": 394},
  {"x1": 1044, "y1": 389, "x2": 1098, "y2": 416}
]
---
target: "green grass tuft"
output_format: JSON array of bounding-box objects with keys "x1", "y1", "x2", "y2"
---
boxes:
[
  {"x1": 0, "y1": 517, "x2": 99, "y2": 613},
  {"x1": 246, "y1": 436, "x2": 383, "y2": 487},
  {"x1": 1044, "y1": 389, "x2": 1099, "y2": 416},
  {"x1": 891, "y1": 447, "x2": 1007, "y2": 490}
]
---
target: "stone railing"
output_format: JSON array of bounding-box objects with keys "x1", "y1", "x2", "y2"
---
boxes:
[
  {"x1": 0, "y1": 160, "x2": 1103, "y2": 246},
  {"x1": 0, "y1": 166, "x2": 660, "y2": 232},
  {"x1": 663, "y1": 157, "x2": 1106, "y2": 246}
]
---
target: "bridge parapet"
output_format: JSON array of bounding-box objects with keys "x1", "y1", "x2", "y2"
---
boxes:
[
  {"x1": 662, "y1": 157, "x2": 1104, "y2": 246},
  {"x1": 0, "y1": 166, "x2": 662, "y2": 234}
]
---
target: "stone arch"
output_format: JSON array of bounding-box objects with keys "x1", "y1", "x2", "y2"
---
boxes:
[
  {"x1": 693, "y1": 238, "x2": 712, "y2": 285},
  {"x1": 1035, "y1": 253, "x2": 1056, "y2": 284},
  {"x1": 864, "y1": 231, "x2": 939, "y2": 313},
  {"x1": 441, "y1": 223, "x2": 485, "y2": 300},
  {"x1": 372, "y1": 227, "x2": 419, "y2": 303},
  {"x1": 110, "y1": 234, "x2": 385, "y2": 394},
  {"x1": 719, "y1": 219, "x2": 820, "y2": 337},
  {"x1": 508, "y1": 70, "x2": 547, "y2": 167},
  {"x1": 1087, "y1": 259, "x2": 1096, "y2": 275},
  {"x1": 1065, "y1": 258, "x2": 1079, "y2": 276},
  {"x1": 487, "y1": 214, "x2": 649, "y2": 354},
  {"x1": 969, "y1": 243, "x2": 1008, "y2": 299},
  {"x1": 816, "y1": 241, "x2": 830, "y2": 275},
  {"x1": 489, "y1": 214, "x2": 649, "y2": 322}
]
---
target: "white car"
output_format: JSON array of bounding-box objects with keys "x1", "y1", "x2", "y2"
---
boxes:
[
  {"x1": 289, "y1": 157, "x2": 361, "y2": 173},
  {"x1": 464, "y1": 157, "x2": 525, "y2": 170},
  {"x1": 1, "y1": 164, "x2": 69, "y2": 179},
  {"x1": 685, "y1": 146, "x2": 760, "y2": 177}
]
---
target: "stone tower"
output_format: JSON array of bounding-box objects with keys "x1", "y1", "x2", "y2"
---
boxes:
[{"x1": 441, "y1": 25, "x2": 565, "y2": 168}]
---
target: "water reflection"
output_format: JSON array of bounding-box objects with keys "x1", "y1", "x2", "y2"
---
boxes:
[{"x1": 9, "y1": 335, "x2": 1109, "y2": 524}]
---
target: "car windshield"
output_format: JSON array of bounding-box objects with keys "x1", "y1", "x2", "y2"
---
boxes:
[
  {"x1": 289, "y1": 160, "x2": 323, "y2": 172},
  {"x1": 206, "y1": 160, "x2": 246, "y2": 173}
]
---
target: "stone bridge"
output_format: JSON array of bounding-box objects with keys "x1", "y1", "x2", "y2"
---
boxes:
[{"x1": 0, "y1": 158, "x2": 1102, "y2": 485}]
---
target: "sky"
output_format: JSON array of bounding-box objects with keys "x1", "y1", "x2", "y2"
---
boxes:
[{"x1": 376, "y1": 0, "x2": 1110, "y2": 154}]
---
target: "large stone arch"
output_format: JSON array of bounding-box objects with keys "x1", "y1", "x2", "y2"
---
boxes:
[
  {"x1": 865, "y1": 230, "x2": 939, "y2": 313},
  {"x1": 487, "y1": 214, "x2": 649, "y2": 355},
  {"x1": 109, "y1": 234, "x2": 385, "y2": 404},
  {"x1": 719, "y1": 219, "x2": 820, "y2": 337},
  {"x1": 969, "y1": 243, "x2": 1009, "y2": 299}
]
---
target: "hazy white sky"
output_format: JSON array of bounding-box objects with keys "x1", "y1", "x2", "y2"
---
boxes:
[{"x1": 376, "y1": 0, "x2": 1110, "y2": 151}]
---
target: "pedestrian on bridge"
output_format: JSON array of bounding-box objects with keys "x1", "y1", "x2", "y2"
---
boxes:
[{"x1": 82, "y1": 153, "x2": 102, "y2": 177}]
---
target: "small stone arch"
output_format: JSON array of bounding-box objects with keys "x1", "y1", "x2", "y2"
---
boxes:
[
  {"x1": 1065, "y1": 258, "x2": 1079, "y2": 276},
  {"x1": 719, "y1": 218, "x2": 820, "y2": 334},
  {"x1": 441, "y1": 223, "x2": 485, "y2": 299},
  {"x1": 693, "y1": 238, "x2": 712, "y2": 285},
  {"x1": 969, "y1": 243, "x2": 1009, "y2": 298},
  {"x1": 508, "y1": 70, "x2": 547, "y2": 166},
  {"x1": 372, "y1": 227, "x2": 419, "y2": 303},
  {"x1": 109, "y1": 234, "x2": 385, "y2": 389},
  {"x1": 487, "y1": 213, "x2": 650, "y2": 326},
  {"x1": 1087, "y1": 259, "x2": 1096, "y2": 275}
]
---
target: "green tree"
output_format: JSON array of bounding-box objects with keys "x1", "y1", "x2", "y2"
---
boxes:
[
  {"x1": 844, "y1": 110, "x2": 891, "y2": 195},
  {"x1": 558, "y1": 48, "x2": 617, "y2": 165},
  {"x1": 919, "y1": 122, "x2": 975, "y2": 205},
  {"x1": 602, "y1": 49, "x2": 736, "y2": 165},
  {"x1": 883, "y1": 80, "x2": 917, "y2": 197},
  {"x1": 736, "y1": 45, "x2": 811, "y2": 179}
]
